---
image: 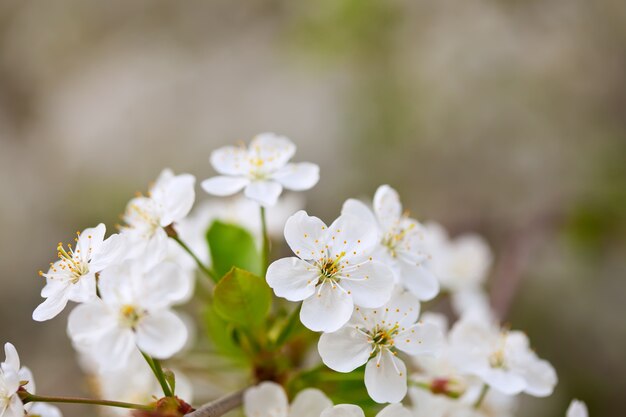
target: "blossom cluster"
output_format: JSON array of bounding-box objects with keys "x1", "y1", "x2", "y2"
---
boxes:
[{"x1": 1, "y1": 133, "x2": 587, "y2": 417}]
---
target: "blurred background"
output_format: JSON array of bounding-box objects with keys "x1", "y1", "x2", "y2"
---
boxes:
[{"x1": 0, "y1": 0, "x2": 625, "y2": 416}]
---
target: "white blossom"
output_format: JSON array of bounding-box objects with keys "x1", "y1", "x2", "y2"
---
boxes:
[
  {"x1": 448, "y1": 315, "x2": 557, "y2": 397},
  {"x1": 342, "y1": 185, "x2": 439, "y2": 301},
  {"x1": 267, "y1": 210, "x2": 394, "y2": 332},
  {"x1": 67, "y1": 259, "x2": 189, "y2": 370},
  {"x1": 27, "y1": 403, "x2": 62, "y2": 417},
  {"x1": 33, "y1": 224, "x2": 123, "y2": 321},
  {"x1": 201, "y1": 133, "x2": 319, "y2": 207},
  {"x1": 122, "y1": 169, "x2": 195, "y2": 263},
  {"x1": 318, "y1": 292, "x2": 444, "y2": 403},
  {"x1": 243, "y1": 382, "x2": 332, "y2": 417},
  {"x1": 1, "y1": 344, "x2": 35, "y2": 417},
  {"x1": 566, "y1": 400, "x2": 588, "y2": 417}
]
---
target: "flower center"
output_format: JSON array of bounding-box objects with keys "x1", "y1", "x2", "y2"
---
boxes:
[
  {"x1": 488, "y1": 332, "x2": 509, "y2": 369},
  {"x1": 317, "y1": 251, "x2": 346, "y2": 282},
  {"x1": 364, "y1": 323, "x2": 400, "y2": 354},
  {"x1": 119, "y1": 305, "x2": 144, "y2": 329},
  {"x1": 381, "y1": 222, "x2": 416, "y2": 258},
  {"x1": 43, "y1": 237, "x2": 90, "y2": 283}
]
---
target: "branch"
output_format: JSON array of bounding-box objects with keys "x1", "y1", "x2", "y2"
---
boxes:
[{"x1": 185, "y1": 390, "x2": 244, "y2": 417}]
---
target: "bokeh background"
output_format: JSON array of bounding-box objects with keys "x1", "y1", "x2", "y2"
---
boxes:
[{"x1": 1, "y1": 0, "x2": 625, "y2": 416}]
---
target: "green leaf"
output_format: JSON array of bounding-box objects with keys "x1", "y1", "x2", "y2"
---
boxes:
[
  {"x1": 204, "y1": 304, "x2": 247, "y2": 363},
  {"x1": 213, "y1": 268, "x2": 271, "y2": 330},
  {"x1": 207, "y1": 220, "x2": 262, "y2": 277}
]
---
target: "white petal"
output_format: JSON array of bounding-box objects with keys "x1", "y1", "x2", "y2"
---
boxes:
[
  {"x1": 364, "y1": 350, "x2": 407, "y2": 404},
  {"x1": 339, "y1": 261, "x2": 394, "y2": 308},
  {"x1": 5, "y1": 394, "x2": 25, "y2": 417},
  {"x1": 89, "y1": 233, "x2": 125, "y2": 271},
  {"x1": 481, "y1": 368, "x2": 527, "y2": 395},
  {"x1": 300, "y1": 283, "x2": 354, "y2": 332},
  {"x1": 139, "y1": 262, "x2": 191, "y2": 309},
  {"x1": 373, "y1": 185, "x2": 402, "y2": 230},
  {"x1": 318, "y1": 326, "x2": 372, "y2": 372},
  {"x1": 249, "y1": 133, "x2": 296, "y2": 170},
  {"x1": 341, "y1": 199, "x2": 377, "y2": 226},
  {"x1": 28, "y1": 403, "x2": 63, "y2": 417},
  {"x1": 376, "y1": 404, "x2": 412, "y2": 417},
  {"x1": 288, "y1": 388, "x2": 333, "y2": 417},
  {"x1": 135, "y1": 310, "x2": 188, "y2": 359},
  {"x1": 519, "y1": 358, "x2": 557, "y2": 397},
  {"x1": 32, "y1": 288, "x2": 70, "y2": 322},
  {"x1": 67, "y1": 302, "x2": 117, "y2": 345},
  {"x1": 66, "y1": 273, "x2": 97, "y2": 303},
  {"x1": 243, "y1": 382, "x2": 289, "y2": 417},
  {"x1": 566, "y1": 400, "x2": 588, "y2": 417},
  {"x1": 210, "y1": 146, "x2": 249, "y2": 176},
  {"x1": 284, "y1": 211, "x2": 328, "y2": 261},
  {"x1": 272, "y1": 163, "x2": 320, "y2": 191},
  {"x1": 18, "y1": 367, "x2": 34, "y2": 394},
  {"x1": 395, "y1": 322, "x2": 445, "y2": 356},
  {"x1": 77, "y1": 223, "x2": 106, "y2": 261},
  {"x1": 266, "y1": 257, "x2": 318, "y2": 302},
  {"x1": 154, "y1": 173, "x2": 196, "y2": 226},
  {"x1": 327, "y1": 214, "x2": 379, "y2": 259},
  {"x1": 320, "y1": 405, "x2": 365, "y2": 417},
  {"x1": 201, "y1": 176, "x2": 249, "y2": 196},
  {"x1": 244, "y1": 181, "x2": 283, "y2": 207},
  {"x1": 3, "y1": 343, "x2": 20, "y2": 373},
  {"x1": 399, "y1": 262, "x2": 439, "y2": 301},
  {"x1": 380, "y1": 291, "x2": 420, "y2": 327}
]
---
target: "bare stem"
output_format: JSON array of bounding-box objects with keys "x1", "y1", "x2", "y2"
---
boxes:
[
  {"x1": 22, "y1": 394, "x2": 152, "y2": 411},
  {"x1": 473, "y1": 383, "x2": 489, "y2": 409},
  {"x1": 170, "y1": 234, "x2": 219, "y2": 283},
  {"x1": 185, "y1": 390, "x2": 244, "y2": 417}
]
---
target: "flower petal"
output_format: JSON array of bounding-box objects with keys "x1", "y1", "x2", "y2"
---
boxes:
[
  {"x1": 266, "y1": 257, "x2": 318, "y2": 302},
  {"x1": 77, "y1": 223, "x2": 106, "y2": 262},
  {"x1": 202, "y1": 176, "x2": 249, "y2": 196},
  {"x1": 327, "y1": 214, "x2": 378, "y2": 259},
  {"x1": 395, "y1": 321, "x2": 445, "y2": 356},
  {"x1": 373, "y1": 185, "x2": 402, "y2": 230},
  {"x1": 244, "y1": 181, "x2": 283, "y2": 207},
  {"x1": 339, "y1": 260, "x2": 394, "y2": 308},
  {"x1": 376, "y1": 404, "x2": 413, "y2": 417},
  {"x1": 364, "y1": 350, "x2": 407, "y2": 404},
  {"x1": 288, "y1": 388, "x2": 333, "y2": 417},
  {"x1": 135, "y1": 310, "x2": 188, "y2": 359},
  {"x1": 243, "y1": 382, "x2": 289, "y2": 417},
  {"x1": 272, "y1": 162, "x2": 320, "y2": 191},
  {"x1": 481, "y1": 368, "x2": 527, "y2": 395},
  {"x1": 32, "y1": 287, "x2": 70, "y2": 322},
  {"x1": 139, "y1": 262, "x2": 191, "y2": 309},
  {"x1": 3, "y1": 343, "x2": 20, "y2": 373},
  {"x1": 320, "y1": 405, "x2": 365, "y2": 417},
  {"x1": 519, "y1": 358, "x2": 558, "y2": 397},
  {"x1": 566, "y1": 400, "x2": 588, "y2": 417},
  {"x1": 399, "y1": 262, "x2": 439, "y2": 301},
  {"x1": 318, "y1": 326, "x2": 372, "y2": 372},
  {"x1": 249, "y1": 133, "x2": 296, "y2": 170},
  {"x1": 67, "y1": 273, "x2": 97, "y2": 303},
  {"x1": 153, "y1": 172, "x2": 196, "y2": 226},
  {"x1": 210, "y1": 146, "x2": 249, "y2": 176},
  {"x1": 300, "y1": 283, "x2": 354, "y2": 332},
  {"x1": 341, "y1": 199, "x2": 377, "y2": 226},
  {"x1": 284, "y1": 211, "x2": 328, "y2": 261},
  {"x1": 5, "y1": 393, "x2": 25, "y2": 417}
]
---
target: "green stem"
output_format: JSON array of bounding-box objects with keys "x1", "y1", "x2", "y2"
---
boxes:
[
  {"x1": 171, "y1": 235, "x2": 219, "y2": 283},
  {"x1": 142, "y1": 352, "x2": 174, "y2": 397},
  {"x1": 473, "y1": 383, "x2": 489, "y2": 409},
  {"x1": 260, "y1": 206, "x2": 270, "y2": 273},
  {"x1": 274, "y1": 304, "x2": 302, "y2": 348},
  {"x1": 22, "y1": 394, "x2": 153, "y2": 411}
]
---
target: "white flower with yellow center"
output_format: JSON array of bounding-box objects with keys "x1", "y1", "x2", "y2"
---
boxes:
[
  {"x1": 448, "y1": 315, "x2": 557, "y2": 397},
  {"x1": 33, "y1": 224, "x2": 123, "y2": 322},
  {"x1": 318, "y1": 292, "x2": 444, "y2": 403},
  {"x1": 1, "y1": 343, "x2": 35, "y2": 417},
  {"x1": 122, "y1": 169, "x2": 195, "y2": 262},
  {"x1": 342, "y1": 185, "x2": 439, "y2": 301},
  {"x1": 266, "y1": 210, "x2": 394, "y2": 332},
  {"x1": 201, "y1": 133, "x2": 319, "y2": 207},
  {"x1": 67, "y1": 260, "x2": 189, "y2": 370}
]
